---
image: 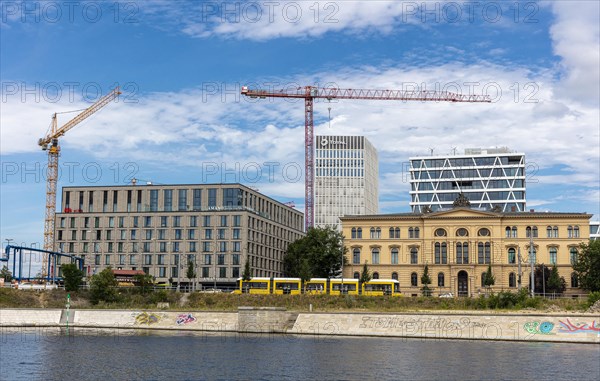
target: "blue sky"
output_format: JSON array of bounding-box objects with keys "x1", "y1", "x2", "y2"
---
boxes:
[{"x1": 1, "y1": 0, "x2": 599, "y2": 250}]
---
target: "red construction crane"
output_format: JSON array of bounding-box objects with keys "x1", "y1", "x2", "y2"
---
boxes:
[{"x1": 241, "y1": 85, "x2": 491, "y2": 230}]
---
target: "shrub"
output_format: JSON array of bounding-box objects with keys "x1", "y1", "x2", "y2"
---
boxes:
[{"x1": 586, "y1": 291, "x2": 600, "y2": 307}]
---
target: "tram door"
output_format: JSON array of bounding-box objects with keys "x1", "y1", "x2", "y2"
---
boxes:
[{"x1": 457, "y1": 271, "x2": 469, "y2": 297}]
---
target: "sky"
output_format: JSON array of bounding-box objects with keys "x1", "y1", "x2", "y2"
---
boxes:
[{"x1": 1, "y1": 0, "x2": 599, "y2": 250}]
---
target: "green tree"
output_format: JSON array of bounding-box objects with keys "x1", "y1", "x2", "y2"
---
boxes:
[
  {"x1": 89, "y1": 267, "x2": 119, "y2": 304},
  {"x1": 421, "y1": 264, "x2": 432, "y2": 296},
  {"x1": 61, "y1": 263, "x2": 84, "y2": 292},
  {"x1": 359, "y1": 261, "x2": 371, "y2": 286},
  {"x1": 0, "y1": 265, "x2": 12, "y2": 282},
  {"x1": 483, "y1": 264, "x2": 496, "y2": 294},
  {"x1": 572, "y1": 240, "x2": 600, "y2": 292},
  {"x1": 186, "y1": 260, "x2": 196, "y2": 291},
  {"x1": 283, "y1": 226, "x2": 347, "y2": 279},
  {"x1": 242, "y1": 259, "x2": 252, "y2": 281},
  {"x1": 134, "y1": 273, "x2": 155, "y2": 294},
  {"x1": 547, "y1": 266, "x2": 565, "y2": 294}
]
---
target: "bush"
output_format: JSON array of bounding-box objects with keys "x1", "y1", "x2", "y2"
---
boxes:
[{"x1": 587, "y1": 291, "x2": 600, "y2": 307}]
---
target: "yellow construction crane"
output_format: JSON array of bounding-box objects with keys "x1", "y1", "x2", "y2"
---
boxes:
[{"x1": 38, "y1": 87, "x2": 121, "y2": 275}]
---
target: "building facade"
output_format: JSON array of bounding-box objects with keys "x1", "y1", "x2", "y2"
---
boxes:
[
  {"x1": 314, "y1": 135, "x2": 379, "y2": 229},
  {"x1": 340, "y1": 208, "x2": 591, "y2": 297},
  {"x1": 409, "y1": 147, "x2": 526, "y2": 213},
  {"x1": 590, "y1": 221, "x2": 600, "y2": 241},
  {"x1": 54, "y1": 183, "x2": 304, "y2": 289}
]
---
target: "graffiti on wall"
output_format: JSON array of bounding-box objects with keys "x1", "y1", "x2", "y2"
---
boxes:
[
  {"x1": 176, "y1": 313, "x2": 197, "y2": 325},
  {"x1": 558, "y1": 319, "x2": 600, "y2": 334},
  {"x1": 523, "y1": 321, "x2": 555, "y2": 335},
  {"x1": 132, "y1": 311, "x2": 163, "y2": 325}
]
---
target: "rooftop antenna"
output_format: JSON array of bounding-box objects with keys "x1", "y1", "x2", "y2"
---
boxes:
[
  {"x1": 429, "y1": 147, "x2": 434, "y2": 156},
  {"x1": 327, "y1": 101, "x2": 332, "y2": 129},
  {"x1": 451, "y1": 147, "x2": 457, "y2": 155}
]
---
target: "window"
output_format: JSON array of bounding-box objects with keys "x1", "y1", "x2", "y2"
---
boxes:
[
  {"x1": 410, "y1": 247, "x2": 418, "y2": 264},
  {"x1": 202, "y1": 267, "x2": 210, "y2": 277},
  {"x1": 189, "y1": 242, "x2": 197, "y2": 252},
  {"x1": 437, "y1": 272, "x2": 445, "y2": 287},
  {"x1": 526, "y1": 226, "x2": 538, "y2": 238},
  {"x1": 509, "y1": 272, "x2": 516, "y2": 288},
  {"x1": 371, "y1": 248, "x2": 380, "y2": 265},
  {"x1": 390, "y1": 248, "x2": 399, "y2": 264},
  {"x1": 129, "y1": 255, "x2": 137, "y2": 265},
  {"x1": 508, "y1": 248, "x2": 516, "y2": 264},
  {"x1": 372, "y1": 272, "x2": 379, "y2": 279},
  {"x1": 410, "y1": 272, "x2": 418, "y2": 287},
  {"x1": 149, "y1": 190, "x2": 158, "y2": 211},
  {"x1": 568, "y1": 225, "x2": 573, "y2": 238},
  {"x1": 144, "y1": 216, "x2": 152, "y2": 227},
  {"x1": 203, "y1": 216, "x2": 211, "y2": 227},
  {"x1": 220, "y1": 215, "x2": 228, "y2": 227},
  {"x1": 219, "y1": 267, "x2": 227, "y2": 278},
  {"x1": 178, "y1": 189, "x2": 187, "y2": 211},
  {"x1": 232, "y1": 254, "x2": 240, "y2": 266},
  {"x1": 574, "y1": 226, "x2": 580, "y2": 238},
  {"x1": 571, "y1": 273, "x2": 579, "y2": 288},
  {"x1": 389, "y1": 227, "x2": 400, "y2": 239},
  {"x1": 233, "y1": 215, "x2": 241, "y2": 227},
  {"x1": 434, "y1": 242, "x2": 447, "y2": 264},
  {"x1": 391, "y1": 272, "x2": 398, "y2": 280},
  {"x1": 232, "y1": 267, "x2": 240, "y2": 278},
  {"x1": 370, "y1": 227, "x2": 381, "y2": 239},
  {"x1": 409, "y1": 227, "x2": 420, "y2": 238},
  {"x1": 352, "y1": 248, "x2": 360, "y2": 264},
  {"x1": 219, "y1": 241, "x2": 227, "y2": 252},
  {"x1": 351, "y1": 227, "x2": 357, "y2": 239},
  {"x1": 157, "y1": 254, "x2": 165, "y2": 265},
  {"x1": 511, "y1": 226, "x2": 517, "y2": 238},
  {"x1": 456, "y1": 228, "x2": 468, "y2": 237},
  {"x1": 217, "y1": 254, "x2": 225, "y2": 265},
  {"x1": 205, "y1": 229, "x2": 213, "y2": 239},
  {"x1": 570, "y1": 247, "x2": 578, "y2": 264},
  {"x1": 144, "y1": 254, "x2": 152, "y2": 265},
  {"x1": 353, "y1": 272, "x2": 360, "y2": 279},
  {"x1": 434, "y1": 228, "x2": 447, "y2": 237},
  {"x1": 356, "y1": 228, "x2": 362, "y2": 238},
  {"x1": 175, "y1": 229, "x2": 182, "y2": 240},
  {"x1": 193, "y1": 189, "x2": 201, "y2": 210},
  {"x1": 477, "y1": 242, "x2": 491, "y2": 264},
  {"x1": 208, "y1": 188, "x2": 217, "y2": 208},
  {"x1": 204, "y1": 254, "x2": 212, "y2": 265},
  {"x1": 188, "y1": 229, "x2": 196, "y2": 239},
  {"x1": 173, "y1": 216, "x2": 181, "y2": 227},
  {"x1": 163, "y1": 189, "x2": 173, "y2": 211},
  {"x1": 549, "y1": 247, "x2": 557, "y2": 265},
  {"x1": 456, "y1": 242, "x2": 469, "y2": 264},
  {"x1": 478, "y1": 228, "x2": 490, "y2": 237},
  {"x1": 506, "y1": 226, "x2": 511, "y2": 238},
  {"x1": 232, "y1": 229, "x2": 241, "y2": 239}
]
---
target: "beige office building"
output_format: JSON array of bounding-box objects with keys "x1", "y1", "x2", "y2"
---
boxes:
[{"x1": 55, "y1": 183, "x2": 304, "y2": 289}]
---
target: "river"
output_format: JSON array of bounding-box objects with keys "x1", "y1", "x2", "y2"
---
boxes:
[{"x1": 1, "y1": 328, "x2": 598, "y2": 380}]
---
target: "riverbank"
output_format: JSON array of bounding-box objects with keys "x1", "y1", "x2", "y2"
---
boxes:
[{"x1": 1, "y1": 307, "x2": 598, "y2": 343}]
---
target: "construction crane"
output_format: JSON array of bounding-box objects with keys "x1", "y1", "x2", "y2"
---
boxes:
[
  {"x1": 241, "y1": 85, "x2": 491, "y2": 230},
  {"x1": 38, "y1": 87, "x2": 121, "y2": 274}
]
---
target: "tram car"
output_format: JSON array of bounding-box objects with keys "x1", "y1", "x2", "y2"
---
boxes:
[{"x1": 235, "y1": 277, "x2": 401, "y2": 296}]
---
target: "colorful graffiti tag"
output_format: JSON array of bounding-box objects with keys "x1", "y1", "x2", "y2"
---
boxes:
[
  {"x1": 133, "y1": 312, "x2": 162, "y2": 325},
  {"x1": 558, "y1": 319, "x2": 600, "y2": 334},
  {"x1": 176, "y1": 313, "x2": 197, "y2": 325},
  {"x1": 523, "y1": 321, "x2": 555, "y2": 335}
]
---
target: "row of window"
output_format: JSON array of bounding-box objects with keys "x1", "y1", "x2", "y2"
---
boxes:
[
  {"x1": 506, "y1": 225, "x2": 580, "y2": 238},
  {"x1": 57, "y1": 227, "x2": 243, "y2": 242},
  {"x1": 351, "y1": 246, "x2": 579, "y2": 265},
  {"x1": 351, "y1": 227, "x2": 423, "y2": 239},
  {"x1": 59, "y1": 215, "x2": 242, "y2": 229},
  {"x1": 350, "y1": 226, "x2": 582, "y2": 240}
]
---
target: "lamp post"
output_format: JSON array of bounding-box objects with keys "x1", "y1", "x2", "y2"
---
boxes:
[{"x1": 529, "y1": 233, "x2": 535, "y2": 298}]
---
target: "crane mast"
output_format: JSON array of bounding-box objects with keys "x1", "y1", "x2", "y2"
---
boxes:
[
  {"x1": 241, "y1": 85, "x2": 491, "y2": 231},
  {"x1": 39, "y1": 87, "x2": 121, "y2": 276}
]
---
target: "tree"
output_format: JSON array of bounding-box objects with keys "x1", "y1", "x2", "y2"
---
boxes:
[
  {"x1": 483, "y1": 264, "x2": 496, "y2": 294},
  {"x1": 89, "y1": 267, "x2": 119, "y2": 304},
  {"x1": 186, "y1": 260, "x2": 196, "y2": 292},
  {"x1": 359, "y1": 261, "x2": 371, "y2": 286},
  {"x1": 572, "y1": 240, "x2": 600, "y2": 292},
  {"x1": 421, "y1": 264, "x2": 432, "y2": 296},
  {"x1": 61, "y1": 263, "x2": 84, "y2": 292},
  {"x1": 0, "y1": 265, "x2": 12, "y2": 282},
  {"x1": 134, "y1": 273, "x2": 155, "y2": 294},
  {"x1": 283, "y1": 226, "x2": 347, "y2": 279},
  {"x1": 547, "y1": 266, "x2": 565, "y2": 294},
  {"x1": 242, "y1": 259, "x2": 252, "y2": 281}
]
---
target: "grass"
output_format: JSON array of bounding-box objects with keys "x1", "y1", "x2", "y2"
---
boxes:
[{"x1": 0, "y1": 288, "x2": 591, "y2": 313}]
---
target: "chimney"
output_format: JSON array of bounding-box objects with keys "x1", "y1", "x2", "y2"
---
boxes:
[
  {"x1": 530, "y1": 209, "x2": 535, "y2": 212},
  {"x1": 511, "y1": 206, "x2": 516, "y2": 212}
]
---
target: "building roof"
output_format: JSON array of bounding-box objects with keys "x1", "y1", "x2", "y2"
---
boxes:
[{"x1": 340, "y1": 208, "x2": 593, "y2": 221}]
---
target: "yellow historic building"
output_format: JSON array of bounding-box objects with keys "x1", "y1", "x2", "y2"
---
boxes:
[{"x1": 340, "y1": 207, "x2": 591, "y2": 297}]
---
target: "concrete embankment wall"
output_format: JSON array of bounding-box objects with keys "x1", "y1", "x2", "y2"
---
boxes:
[{"x1": 1, "y1": 308, "x2": 598, "y2": 343}]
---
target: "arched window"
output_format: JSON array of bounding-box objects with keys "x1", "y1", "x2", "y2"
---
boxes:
[
  {"x1": 478, "y1": 228, "x2": 490, "y2": 237},
  {"x1": 410, "y1": 272, "x2": 418, "y2": 287},
  {"x1": 371, "y1": 248, "x2": 380, "y2": 264},
  {"x1": 389, "y1": 227, "x2": 400, "y2": 239},
  {"x1": 567, "y1": 225, "x2": 573, "y2": 238},
  {"x1": 526, "y1": 226, "x2": 538, "y2": 238},
  {"x1": 456, "y1": 242, "x2": 469, "y2": 264},
  {"x1": 574, "y1": 226, "x2": 580, "y2": 238},
  {"x1": 351, "y1": 227, "x2": 357, "y2": 238},
  {"x1": 352, "y1": 248, "x2": 360, "y2": 265},
  {"x1": 357, "y1": 228, "x2": 362, "y2": 238},
  {"x1": 435, "y1": 228, "x2": 447, "y2": 237},
  {"x1": 370, "y1": 227, "x2": 375, "y2": 238},
  {"x1": 508, "y1": 248, "x2": 516, "y2": 264},
  {"x1": 533, "y1": 226, "x2": 538, "y2": 237},
  {"x1": 437, "y1": 272, "x2": 445, "y2": 287},
  {"x1": 353, "y1": 272, "x2": 360, "y2": 279},
  {"x1": 478, "y1": 242, "x2": 490, "y2": 264},
  {"x1": 505, "y1": 226, "x2": 511, "y2": 238},
  {"x1": 571, "y1": 273, "x2": 579, "y2": 288},
  {"x1": 372, "y1": 272, "x2": 379, "y2": 279},
  {"x1": 391, "y1": 272, "x2": 398, "y2": 280},
  {"x1": 435, "y1": 242, "x2": 447, "y2": 264},
  {"x1": 414, "y1": 227, "x2": 420, "y2": 238},
  {"x1": 408, "y1": 227, "x2": 414, "y2": 238},
  {"x1": 390, "y1": 248, "x2": 399, "y2": 264},
  {"x1": 511, "y1": 226, "x2": 518, "y2": 238},
  {"x1": 546, "y1": 226, "x2": 552, "y2": 238},
  {"x1": 410, "y1": 247, "x2": 418, "y2": 264},
  {"x1": 549, "y1": 247, "x2": 557, "y2": 265},
  {"x1": 509, "y1": 273, "x2": 516, "y2": 287},
  {"x1": 456, "y1": 228, "x2": 469, "y2": 237},
  {"x1": 553, "y1": 226, "x2": 558, "y2": 238},
  {"x1": 376, "y1": 227, "x2": 381, "y2": 238},
  {"x1": 570, "y1": 247, "x2": 578, "y2": 264}
]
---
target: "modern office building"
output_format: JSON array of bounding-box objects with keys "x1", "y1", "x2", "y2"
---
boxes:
[
  {"x1": 409, "y1": 147, "x2": 526, "y2": 213},
  {"x1": 590, "y1": 221, "x2": 600, "y2": 241},
  {"x1": 340, "y1": 201, "x2": 592, "y2": 297},
  {"x1": 54, "y1": 183, "x2": 304, "y2": 289},
  {"x1": 314, "y1": 135, "x2": 379, "y2": 229}
]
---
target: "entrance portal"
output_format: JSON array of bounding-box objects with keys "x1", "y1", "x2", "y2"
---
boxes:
[{"x1": 458, "y1": 271, "x2": 469, "y2": 297}]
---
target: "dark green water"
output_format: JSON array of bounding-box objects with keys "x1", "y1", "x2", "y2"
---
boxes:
[{"x1": 1, "y1": 328, "x2": 599, "y2": 380}]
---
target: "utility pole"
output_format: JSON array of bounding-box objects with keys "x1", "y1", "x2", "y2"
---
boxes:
[
  {"x1": 529, "y1": 233, "x2": 535, "y2": 297},
  {"x1": 517, "y1": 247, "x2": 522, "y2": 291}
]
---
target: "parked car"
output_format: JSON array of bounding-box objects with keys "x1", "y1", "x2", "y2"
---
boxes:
[{"x1": 439, "y1": 292, "x2": 454, "y2": 298}]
